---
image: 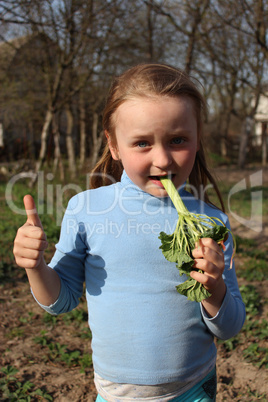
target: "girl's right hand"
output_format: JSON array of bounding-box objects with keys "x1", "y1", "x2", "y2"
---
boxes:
[{"x1": 13, "y1": 195, "x2": 48, "y2": 269}]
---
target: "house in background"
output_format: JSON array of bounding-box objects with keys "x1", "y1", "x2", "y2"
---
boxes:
[
  {"x1": 254, "y1": 91, "x2": 268, "y2": 147},
  {"x1": 254, "y1": 90, "x2": 268, "y2": 166}
]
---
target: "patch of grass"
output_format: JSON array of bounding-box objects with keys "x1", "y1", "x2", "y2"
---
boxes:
[
  {"x1": 242, "y1": 319, "x2": 268, "y2": 341},
  {"x1": 246, "y1": 387, "x2": 268, "y2": 400},
  {"x1": 63, "y1": 307, "x2": 88, "y2": 324},
  {"x1": 5, "y1": 327, "x2": 25, "y2": 339},
  {"x1": 240, "y1": 284, "x2": 262, "y2": 317},
  {"x1": 0, "y1": 365, "x2": 53, "y2": 401},
  {"x1": 235, "y1": 236, "x2": 268, "y2": 281},
  {"x1": 243, "y1": 343, "x2": 268, "y2": 369},
  {"x1": 217, "y1": 284, "x2": 267, "y2": 364},
  {"x1": 238, "y1": 258, "x2": 267, "y2": 281},
  {"x1": 42, "y1": 312, "x2": 58, "y2": 327},
  {"x1": 19, "y1": 312, "x2": 35, "y2": 324},
  {"x1": 80, "y1": 327, "x2": 92, "y2": 340},
  {"x1": 33, "y1": 330, "x2": 92, "y2": 372}
]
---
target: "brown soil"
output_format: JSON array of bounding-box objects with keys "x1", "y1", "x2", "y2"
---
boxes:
[{"x1": 1, "y1": 166, "x2": 267, "y2": 401}]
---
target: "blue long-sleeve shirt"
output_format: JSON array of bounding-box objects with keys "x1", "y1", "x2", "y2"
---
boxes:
[{"x1": 35, "y1": 171, "x2": 245, "y2": 387}]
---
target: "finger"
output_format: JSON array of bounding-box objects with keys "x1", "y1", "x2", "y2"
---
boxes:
[
  {"x1": 192, "y1": 246, "x2": 224, "y2": 263},
  {"x1": 18, "y1": 236, "x2": 48, "y2": 251},
  {"x1": 194, "y1": 238, "x2": 223, "y2": 256},
  {"x1": 193, "y1": 259, "x2": 219, "y2": 276},
  {"x1": 23, "y1": 195, "x2": 43, "y2": 228},
  {"x1": 193, "y1": 248, "x2": 225, "y2": 271},
  {"x1": 190, "y1": 270, "x2": 215, "y2": 291},
  {"x1": 19, "y1": 225, "x2": 47, "y2": 241},
  {"x1": 15, "y1": 255, "x2": 44, "y2": 269}
]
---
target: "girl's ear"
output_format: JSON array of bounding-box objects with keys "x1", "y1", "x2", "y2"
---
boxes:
[{"x1": 105, "y1": 130, "x2": 120, "y2": 160}]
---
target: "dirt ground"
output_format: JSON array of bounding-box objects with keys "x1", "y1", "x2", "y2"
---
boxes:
[
  {"x1": 1, "y1": 166, "x2": 267, "y2": 401},
  {"x1": 212, "y1": 166, "x2": 268, "y2": 400}
]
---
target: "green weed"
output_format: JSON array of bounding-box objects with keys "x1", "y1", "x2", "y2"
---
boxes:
[
  {"x1": 63, "y1": 307, "x2": 88, "y2": 324},
  {"x1": 42, "y1": 312, "x2": 58, "y2": 326},
  {"x1": 240, "y1": 285, "x2": 262, "y2": 317},
  {"x1": 0, "y1": 365, "x2": 53, "y2": 401},
  {"x1": 19, "y1": 312, "x2": 35, "y2": 324},
  {"x1": 243, "y1": 343, "x2": 268, "y2": 369},
  {"x1": 238, "y1": 258, "x2": 267, "y2": 281},
  {"x1": 6, "y1": 327, "x2": 25, "y2": 339},
  {"x1": 33, "y1": 331, "x2": 92, "y2": 372},
  {"x1": 217, "y1": 284, "x2": 267, "y2": 366},
  {"x1": 80, "y1": 327, "x2": 92, "y2": 340},
  {"x1": 34, "y1": 330, "x2": 52, "y2": 347},
  {"x1": 246, "y1": 387, "x2": 268, "y2": 400}
]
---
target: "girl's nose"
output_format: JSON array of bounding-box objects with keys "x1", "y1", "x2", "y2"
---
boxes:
[{"x1": 153, "y1": 146, "x2": 172, "y2": 169}]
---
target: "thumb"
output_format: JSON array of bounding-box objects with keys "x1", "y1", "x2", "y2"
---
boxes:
[{"x1": 23, "y1": 195, "x2": 43, "y2": 229}]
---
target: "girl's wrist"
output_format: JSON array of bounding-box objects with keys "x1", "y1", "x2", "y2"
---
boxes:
[{"x1": 201, "y1": 279, "x2": 226, "y2": 317}]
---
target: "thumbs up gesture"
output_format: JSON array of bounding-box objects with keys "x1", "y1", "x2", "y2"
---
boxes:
[{"x1": 13, "y1": 195, "x2": 48, "y2": 269}]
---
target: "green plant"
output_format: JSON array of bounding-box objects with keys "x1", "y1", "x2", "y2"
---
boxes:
[
  {"x1": 33, "y1": 331, "x2": 92, "y2": 371},
  {"x1": 0, "y1": 365, "x2": 53, "y2": 401},
  {"x1": 217, "y1": 336, "x2": 240, "y2": 352},
  {"x1": 34, "y1": 330, "x2": 52, "y2": 346},
  {"x1": 42, "y1": 312, "x2": 58, "y2": 326},
  {"x1": 80, "y1": 328, "x2": 92, "y2": 340},
  {"x1": 238, "y1": 258, "x2": 267, "y2": 281},
  {"x1": 63, "y1": 307, "x2": 88, "y2": 324},
  {"x1": 6, "y1": 327, "x2": 25, "y2": 339},
  {"x1": 78, "y1": 353, "x2": 93, "y2": 373},
  {"x1": 159, "y1": 176, "x2": 230, "y2": 301},
  {"x1": 246, "y1": 387, "x2": 268, "y2": 400},
  {"x1": 240, "y1": 285, "x2": 261, "y2": 317},
  {"x1": 242, "y1": 319, "x2": 268, "y2": 340},
  {"x1": 243, "y1": 343, "x2": 268, "y2": 368},
  {"x1": 19, "y1": 311, "x2": 35, "y2": 324}
]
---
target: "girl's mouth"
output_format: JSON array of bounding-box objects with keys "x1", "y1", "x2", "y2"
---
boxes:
[{"x1": 149, "y1": 174, "x2": 175, "y2": 185}]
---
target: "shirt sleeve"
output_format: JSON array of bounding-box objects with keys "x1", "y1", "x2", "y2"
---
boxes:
[
  {"x1": 200, "y1": 217, "x2": 246, "y2": 340},
  {"x1": 32, "y1": 196, "x2": 87, "y2": 315}
]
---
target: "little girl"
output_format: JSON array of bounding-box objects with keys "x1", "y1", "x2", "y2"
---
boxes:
[{"x1": 14, "y1": 63, "x2": 245, "y2": 402}]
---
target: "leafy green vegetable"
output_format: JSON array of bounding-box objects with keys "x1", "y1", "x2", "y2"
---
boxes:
[{"x1": 159, "y1": 177, "x2": 232, "y2": 302}]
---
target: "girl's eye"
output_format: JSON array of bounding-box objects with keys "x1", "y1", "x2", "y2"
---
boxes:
[
  {"x1": 137, "y1": 141, "x2": 149, "y2": 148},
  {"x1": 171, "y1": 137, "x2": 184, "y2": 145}
]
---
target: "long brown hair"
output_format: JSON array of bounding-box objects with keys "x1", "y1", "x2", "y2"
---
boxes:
[{"x1": 90, "y1": 63, "x2": 225, "y2": 211}]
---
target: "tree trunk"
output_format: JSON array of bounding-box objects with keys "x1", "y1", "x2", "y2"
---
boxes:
[
  {"x1": 52, "y1": 115, "x2": 64, "y2": 181},
  {"x1": 79, "y1": 91, "x2": 86, "y2": 169},
  {"x1": 36, "y1": 108, "x2": 54, "y2": 171},
  {"x1": 30, "y1": 108, "x2": 54, "y2": 187},
  {"x1": 90, "y1": 112, "x2": 103, "y2": 170},
  {"x1": 238, "y1": 117, "x2": 253, "y2": 168},
  {"x1": 65, "y1": 105, "x2": 77, "y2": 179},
  {"x1": 262, "y1": 122, "x2": 267, "y2": 167}
]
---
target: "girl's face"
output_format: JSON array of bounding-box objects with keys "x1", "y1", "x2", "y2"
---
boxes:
[{"x1": 108, "y1": 96, "x2": 199, "y2": 197}]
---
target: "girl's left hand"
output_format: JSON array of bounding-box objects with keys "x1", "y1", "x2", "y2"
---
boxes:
[{"x1": 191, "y1": 238, "x2": 226, "y2": 316}]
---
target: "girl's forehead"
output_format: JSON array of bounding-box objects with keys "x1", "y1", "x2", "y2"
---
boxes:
[
  {"x1": 114, "y1": 95, "x2": 196, "y2": 119},
  {"x1": 117, "y1": 94, "x2": 195, "y2": 111}
]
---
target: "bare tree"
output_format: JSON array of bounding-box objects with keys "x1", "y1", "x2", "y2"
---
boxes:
[{"x1": 208, "y1": 0, "x2": 268, "y2": 164}]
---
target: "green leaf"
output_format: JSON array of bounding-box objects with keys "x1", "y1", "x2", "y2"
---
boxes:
[
  {"x1": 159, "y1": 177, "x2": 233, "y2": 302},
  {"x1": 176, "y1": 253, "x2": 194, "y2": 275},
  {"x1": 176, "y1": 276, "x2": 211, "y2": 302},
  {"x1": 159, "y1": 232, "x2": 179, "y2": 263},
  {"x1": 201, "y1": 225, "x2": 229, "y2": 243}
]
